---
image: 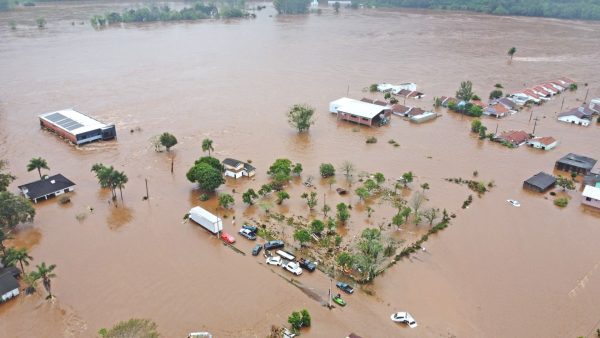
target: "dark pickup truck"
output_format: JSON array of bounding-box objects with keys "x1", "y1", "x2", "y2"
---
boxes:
[
  {"x1": 298, "y1": 258, "x2": 316, "y2": 272},
  {"x1": 263, "y1": 240, "x2": 285, "y2": 250}
]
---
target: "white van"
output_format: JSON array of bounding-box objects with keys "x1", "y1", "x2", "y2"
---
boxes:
[{"x1": 276, "y1": 250, "x2": 295, "y2": 261}]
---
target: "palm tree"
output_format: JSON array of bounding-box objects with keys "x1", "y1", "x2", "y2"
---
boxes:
[
  {"x1": 0, "y1": 229, "x2": 13, "y2": 256},
  {"x1": 22, "y1": 271, "x2": 39, "y2": 295},
  {"x1": 507, "y1": 47, "x2": 517, "y2": 61},
  {"x1": 91, "y1": 164, "x2": 118, "y2": 200},
  {"x1": 27, "y1": 157, "x2": 50, "y2": 179},
  {"x1": 202, "y1": 138, "x2": 214, "y2": 157},
  {"x1": 5, "y1": 247, "x2": 33, "y2": 273},
  {"x1": 35, "y1": 262, "x2": 57, "y2": 299},
  {"x1": 114, "y1": 170, "x2": 128, "y2": 202}
]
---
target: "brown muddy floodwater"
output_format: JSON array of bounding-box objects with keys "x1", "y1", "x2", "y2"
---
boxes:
[{"x1": 1, "y1": 1, "x2": 600, "y2": 337}]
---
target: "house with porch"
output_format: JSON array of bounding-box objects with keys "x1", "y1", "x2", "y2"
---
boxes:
[
  {"x1": 582, "y1": 185, "x2": 600, "y2": 210},
  {"x1": 527, "y1": 136, "x2": 558, "y2": 150},
  {"x1": 222, "y1": 158, "x2": 255, "y2": 179},
  {"x1": 18, "y1": 174, "x2": 75, "y2": 203},
  {"x1": 329, "y1": 97, "x2": 391, "y2": 127}
]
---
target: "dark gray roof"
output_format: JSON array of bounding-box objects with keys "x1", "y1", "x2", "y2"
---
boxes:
[
  {"x1": 18, "y1": 174, "x2": 75, "y2": 200},
  {"x1": 584, "y1": 173, "x2": 600, "y2": 187},
  {"x1": 0, "y1": 273, "x2": 19, "y2": 295},
  {"x1": 222, "y1": 158, "x2": 255, "y2": 172},
  {"x1": 0, "y1": 266, "x2": 21, "y2": 279},
  {"x1": 524, "y1": 172, "x2": 556, "y2": 190},
  {"x1": 558, "y1": 106, "x2": 594, "y2": 119},
  {"x1": 556, "y1": 153, "x2": 597, "y2": 170}
]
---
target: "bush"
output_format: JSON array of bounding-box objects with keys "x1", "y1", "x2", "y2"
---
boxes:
[
  {"x1": 489, "y1": 89, "x2": 503, "y2": 99},
  {"x1": 554, "y1": 197, "x2": 568, "y2": 207},
  {"x1": 319, "y1": 163, "x2": 335, "y2": 178},
  {"x1": 366, "y1": 136, "x2": 377, "y2": 144},
  {"x1": 369, "y1": 84, "x2": 378, "y2": 92}
]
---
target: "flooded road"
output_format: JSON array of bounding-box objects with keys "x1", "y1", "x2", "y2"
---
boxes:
[{"x1": 1, "y1": 1, "x2": 600, "y2": 337}]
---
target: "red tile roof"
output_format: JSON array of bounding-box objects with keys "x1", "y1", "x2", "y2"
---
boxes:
[
  {"x1": 531, "y1": 136, "x2": 556, "y2": 146},
  {"x1": 391, "y1": 104, "x2": 411, "y2": 114},
  {"x1": 500, "y1": 130, "x2": 530, "y2": 145}
]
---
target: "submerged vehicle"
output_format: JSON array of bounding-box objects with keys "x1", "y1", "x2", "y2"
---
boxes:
[
  {"x1": 390, "y1": 312, "x2": 418, "y2": 328},
  {"x1": 336, "y1": 282, "x2": 354, "y2": 294},
  {"x1": 332, "y1": 294, "x2": 346, "y2": 306},
  {"x1": 299, "y1": 258, "x2": 316, "y2": 272},
  {"x1": 507, "y1": 199, "x2": 521, "y2": 207}
]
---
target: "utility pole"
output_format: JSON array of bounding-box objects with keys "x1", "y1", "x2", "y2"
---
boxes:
[
  {"x1": 532, "y1": 118, "x2": 539, "y2": 135},
  {"x1": 584, "y1": 88, "x2": 589, "y2": 104},
  {"x1": 347, "y1": 84, "x2": 350, "y2": 96},
  {"x1": 529, "y1": 109, "x2": 533, "y2": 123},
  {"x1": 560, "y1": 97, "x2": 565, "y2": 112},
  {"x1": 323, "y1": 193, "x2": 327, "y2": 217},
  {"x1": 495, "y1": 123, "x2": 499, "y2": 135},
  {"x1": 171, "y1": 158, "x2": 174, "y2": 174},
  {"x1": 144, "y1": 178, "x2": 149, "y2": 200},
  {"x1": 328, "y1": 278, "x2": 332, "y2": 309}
]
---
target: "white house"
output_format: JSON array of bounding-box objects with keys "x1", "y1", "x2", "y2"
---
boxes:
[
  {"x1": 582, "y1": 185, "x2": 600, "y2": 210},
  {"x1": 527, "y1": 136, "x2": 558, "y2": 150},
  {"x1": 511, "y1": 93, "x2": 535, "y2": 106},
  {"x1": 222, "y1": 158, "x2": 255, "y2": 179},
  {"x1": 558, "y1": 106, "x2": 593, "y2": 127},
  {"x1": 377, "y1": 83, "x2": 417, "y2": 94},
  {"x1": 590, "y1": 98, "x2": 600, "y2": 114},
  {"x1": 327, "y1": 0, "x2": 352, "y2": 5},
  {"x1": 0, "y1": 273, "x2": 19, "y2": 302}
]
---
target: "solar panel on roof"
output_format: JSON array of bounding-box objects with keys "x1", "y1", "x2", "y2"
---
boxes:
[
  {"x1": 65, "y1": 123, "x2": 83, "y2": 131},
  {"x1": 61, "y1": 120, "x2": 78, "y2": 128},
  {"x1": 45, "y1": 113, "x2": 66, "y2": 122}
]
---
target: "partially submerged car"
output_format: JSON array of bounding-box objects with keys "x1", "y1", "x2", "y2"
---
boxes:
[
  {"x1": 266, "y1": 256, "x2": 283, "y2": 266},
  {"x1": 242, "y1": 224, "x2": 258, "y2": 233},
  {"x1": 507, "y1": 199, "x2": 521, "y2": 207},
  {"x1": 390, "y1": 312, "x2": 418, "y2": 328},
  {"x1": 220, "y1": 232, "x2": 235, "y2": 244},
  {"x1": 283, "y1": 261, "x2": 303, "y2": 276},
  {"x1": 299, "y1": 258, "x2": 316, "y2": 272},
  {"x1": 264, "y1": 240, "x2": 284, "y2": 250},
  {"x1": 239, "y1": 228, "x2": 257, "y2": 240},
  {"x1": 252, "y1": 244, "x2": 262, "y2": 256},
  {"x1": 336, "y1": 282, "x2": 354, "y2": 294}
]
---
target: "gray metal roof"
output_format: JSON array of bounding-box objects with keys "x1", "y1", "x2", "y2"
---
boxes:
[
  {"x1": 18, "y1": 174, "x2": 75, "y2": 200},
  {"x1": 0, "y1": 273, "x2": 19, "y2": 295},
  {"x1": 556, "y1": 153, "x2": 597, "y2": 170},
  {"x1": 524, "y1": 172, "x2": 556, "y2": 190}
]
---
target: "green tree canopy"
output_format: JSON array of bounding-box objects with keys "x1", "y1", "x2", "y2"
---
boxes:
[
  {"x1": 274, "y1": 0, "x2": 310, "y2": 14},
  {"x1": 276, "y1": 190, "x2": 290, "y2": 205},
  {"x1": 99, "y1": 318, "x2": 160, "y2": 338},
  {"x1": 287, "y1": 104, "x2": 315, "y2": 132},
  {"x1": 159, "y1": 132, "x2": 178, "y2": 151},
  {"x1": 336, "y1": 203, "x2": 350, "y2": 223},
  {"x1": 456, "y1": 80, "x2": 474, "y2": 102},
  {"x1": 218, "y1": 193, "x2": 234, "y2": 209},
  {"x1": 242, "y1": 188, "x2": 258, "y2": 205},
  {"x1": 310, "y1": 219, "x2": 324, "y2": 234},
  {"x1": 0, "y1": 160, "x2": 16, "y2": 192},
  {"x1": 319, "y1": 163, "x2": 335, "y2": 178},
  {"x1": 0, "y1": 191, "x2": 35, "y2": 230},
  {"x1": 27, "y1": 157, "x2": 50, "y2": 179},
  {"x1": 186, "y1": 163, "x2": 225, "y2": 192},
  {"x1": 202, "y1": 138, "x2": 214, "y2": 156},
  {"x1": 293, "y1": 228, "x2": 311, "y2": 246}
]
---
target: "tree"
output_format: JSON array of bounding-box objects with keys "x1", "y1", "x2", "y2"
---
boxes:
[
  {"x1": 310, "y1": 220, "x2": 324, "y2": 234},
  {"x1": 218, "y1": 193, "x2": 234, "y2": 209},
  {"x1": 258, "y1": 184, "x2": 273, "y2": 196},
  {"x1": 36, "y1": 17, "x2": 46, "y2": 29},
  {"x1": 373, "y1": 172, "x2": 385, "y2": 186},
  {"x1": 91, "y1": 164, "x2": 118, "y2": 200},
  {"x1": 0, "y1": 191, "x2": 35, "y2": 230},
  {"x1": 392, "y1": 213, "x2": 404, "y2": 229},
  {"x1": 508, "y1": 47, "x2": 517, "y2": 61},
  {"x1": 22, "y1": 271, "x2": 38, "y2": 295},
  {"x1": 319, "y1": 163, "x2": 335, "y2": 178},
  {"x1": 150, "y1": 135, "x2": 162, "y2": 152},
  {"x1": 288, "y1": 311, "x2": 303, "y2": 331},
  {"x1": 333, "y1": 1, "x2": 340, "y2": 13},
  {"x1": 423, "y1": 207, "x2": 439, "y2": 225},
  {"x1": 456, "y1": 80, "x2": 474, "y2": 102},
  {"x1": 364, "y1": 179, "x2": 377, "y2": 192},
  {"x1": 355, "y1": 187, "x2": 369, "y2": 201},
  {"x1": 186, "y1": 163, "x2": 224, "y2": 192},
  {"x1": 274, "y1": 0, "x2": 310, "y2": 14},
  {"x1": 0, "y1": 229, "x2": 12, "y2": 256},
  {"x1": 27, "y1": 157, "x2": 50, "y2": 179},
  {"x1": 340, "y1": 161, "x2": 355, "y2": 184},
  {"x1": 4, "y1": 247, "x2": 33, "y2": 273},
  {"x1": 301, "y1": 191, "x2": 318, "y2": 210},
  {"x1": 35, "y1": 262, "x2": 56, "y2": 299},
  {"x1": 326, "y1": 217, "x2": 336, "y2": 233},
  {"x1": 326, "y1": 176, "x2": 336, "y2": 190},
  {"x1": 369, "y1": 84, "x2": 378, "y2": 92},
  {"x1": 471, "y1": 119, "x2": 482, "y2": 133},
  {"x1": 0, "y1": 160, "x2": 16, "y2": 192},
  {"x1": 478, "y1": 126, "x2": 488, "y2": 139},
  {"x1": 292, "y1": 163, "x2": 303, "y2": 176},
  {"x1": 411, "y1": 192, "x2": 425, "y2": 215},
  {"x1": 300, "y1": 309, "x2": 311, "y2": 327},
  {"x1": 99, "y1": 318, "x2": 160, "y2": 338},
  {"x1": 242, "y1": 189, "x2": 258, "y2": 205},
  {"x1": 159, "y1": 132, "x2": 177, "y2": 152},
  {"x1": 556, "y1": 176, "x2": 575, "y2": 191},
  {"x1": 401, "y1": 171, "x2": 413, "y2": 188},
  {"x1": 336, "y1": 251, "x2": 353, "y2": 268},
  {"x1": 400, "y1": 206, "x2": 412, "y2": 223},
  {"x1": 489, "y1": 89, "x2": 503, "y2": 99},
  {"x1": 113, "y1": 170, "x2": 128, "y2": 202},
  {"x1": 293, "y1": 229, "x2": 311, "y2": 247},
  {"x1": 259, "y1": 200, "x2": 273, "y2": 214},
  {"x1": 202, "y1": 138, "x2": 214, "y2": 156},
  {"x1": 276, "y1": 191, "x2": 290, "y2": 205},
  {"x1": 322, "y1": 204, "x2": 331, "y2": 217},
  {"x1": 468, "y1": 105, "x2": 483, "y2": 117},
  {"x1": 194, "y1": 156, "x2": 223, "y2": 172},
  {"x1": 268, "y1": 158, "x2": 292, "y2": 189},
  {"x1": 287, "y1": 104, "x2": 315, "y2": 133},
  {"x1": 336, "y1": 203, "x2": 350, "y2": 223},
  {"x1": 420, "y1": 183, "x2": 430, "y2": 194}
]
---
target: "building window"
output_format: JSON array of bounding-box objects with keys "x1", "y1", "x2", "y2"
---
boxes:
[{"x1": 586, "y1": 197, "x2": 592, "y2": 201}]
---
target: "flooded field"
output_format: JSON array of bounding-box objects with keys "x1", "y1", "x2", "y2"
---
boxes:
[{"x1": 1, "y1": 1, "x2": 600, "y2": 337}]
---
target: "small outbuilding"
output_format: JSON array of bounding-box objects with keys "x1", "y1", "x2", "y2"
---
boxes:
[
  {"x1": 18, "y1": 174, "x2": 75, "y2": 203},
  {"x1": 329, "y1": 97, "x2": 391, "y2": 127},
  {"x1": 0, "y1": 272, "x2": 19, "y2": 303},
  {"x1": 555, "y1": 153, "x2": 597, "y2": 175},
  {"x1": 523, "y1": 172, "x2": 556, "y2": 193},
  {"x1": 582, "y1": 185, "x2": 600, "y2": 209},
  {"x1": 222, "y1": 158, "x2": 255, "y2": 179},
  {"x1": 39, "y1": 109, "x2": 116, "y2": 145},
  {"x1": 527, "y1": 136, "x2": 558, "y2": 150}
]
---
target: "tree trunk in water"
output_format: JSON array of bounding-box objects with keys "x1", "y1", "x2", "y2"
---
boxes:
[
  {"x1": 120, "y1": 187, "x2": 123, "y2": 202},
  {"x1": 38, "y1": 168, "x2": 42, "y2": 179},
  {"x1": 43, "y1": 278, "x2": 52, "y2": 298},
  {"x1": 19, "y1": 260, "x2": 25, "y2": 274}
]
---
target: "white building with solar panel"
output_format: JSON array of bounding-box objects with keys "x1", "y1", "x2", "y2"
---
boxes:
[{"x1": 39, "y1": 109, "x2": 116, "y2": 145}]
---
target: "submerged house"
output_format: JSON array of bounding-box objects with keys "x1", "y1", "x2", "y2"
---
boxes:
[
  {"x1": 484, "y1": 103, "x2": 509, "y2": 118},
  {"x1": 18, "y1": 174, "x2": 75, "y2": 203},
  {"x1": 391, "y1": 104, "x2": 411, "y2": 116},
  {"x1": 222, "y1": 158, "x2": 255, "y2": 179},
  {"x1": 555, "y1": 153, "x2": 597, "y2": 175},
  {"x1": 523, "y1": 172, "x2": 556, "y2": 193},
  {"x1": 439, "y1": 96, "x2": 457, "y2": 107},
  {"x1": 558, "y1": 106, "x2": 594, "y2": 127},
  {"x1": 590, "y1": 98, "x2": 600, "y2": 114},
  {"x1": 582, "y1": 185, "x2": 600, "y2": 210},
  {"x1": 39, "y1": 109, "x2": 116, "y2": 145},
  {"x1": 329, "y1": 97, "x2": 391, "y2": 127},
  {"x1": 496, "y1": 130, "x2": 531, "y2": 147},
  {"x1": 0, "y1": 272, "x2": 19, "y2": 303},
  {"x1": 527, "y1": 136, "x2": 558, "y2": 150},
  {"x1": 377, "y1": 83, "x2": 417, "y2": 94}
]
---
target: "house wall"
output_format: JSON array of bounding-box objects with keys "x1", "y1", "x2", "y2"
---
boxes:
[
  {"x1": 558, "y1": 116, "x2": 590, "y2": 126},
  {"x1": 1, "y1": 288, "x2": 19, "y2": 302},
  {"x1": 75, "y1": 129, "x2": 103, "y2": 145},
  {"x1": 529, "y1": 141, "x2": 557, "y2": 150},
  {"x1": 555, "y1": 162, "x2": 590, "y2": 175},
  {"x1": 40, "y1": 119, "x2": 77, "y2": 143},
  {"x1": 338, "y1": 112, "x2": 372, "y2": 126},
  {"x1": 582, "y1": 197, "x2": 600, "y2": 209},
  {"x1": 225, "y1": 170, "x2": 244, "y2": 179}
]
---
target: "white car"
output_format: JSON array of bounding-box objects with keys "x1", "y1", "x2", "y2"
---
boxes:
[
  {"x1": 507, "y1": 199, "x2": 521, "y2": 207},
  {"x1": 266, "y1": 256, "x2": 282, "y2": 266},
  {"x1": 390, "y1": 312, "x2": 418, "y2": 328},
  {"x1": 283, "y1": 262, "x2": 303, "y2": 276}
]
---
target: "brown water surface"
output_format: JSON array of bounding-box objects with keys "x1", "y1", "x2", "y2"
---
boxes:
[{"x1": 1, "y1": 2, "x2": 600, "y2": 337}]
